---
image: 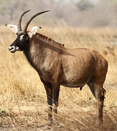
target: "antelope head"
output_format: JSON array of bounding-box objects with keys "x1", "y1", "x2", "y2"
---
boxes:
[{"x1": 5, "y1": 10, "x2": 49, "y2": 53}]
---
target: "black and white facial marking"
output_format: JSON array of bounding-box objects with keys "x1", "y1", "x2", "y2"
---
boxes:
[
  {"x1": 8, "y1": 33, "x2": 29, "y2": 53},
  {"x1": 6, "y1": 10, "x2": 49, "y2": 53},
  {"x1": 6, "y1": 24, "x2": 39, "y2": 53}
]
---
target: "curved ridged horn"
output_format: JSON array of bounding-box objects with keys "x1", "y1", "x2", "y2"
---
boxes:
[
  {"x1": 23, "y1": 10, "x2": 50, "y2": 33},
  {"x1": 18, "y1": 9, "x2": 31, "y2": 31}
]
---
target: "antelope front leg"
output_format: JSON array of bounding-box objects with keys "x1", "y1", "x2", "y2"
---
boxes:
[
  {"x1": 52, "y1": 85, "x2": 60, "y2": 127},
  {"x1": 47, "y1": 96, "x2": 53, "y2": 126},
  {"x1": 44, "y1": 83, "x2": 53, "y2": 129}
]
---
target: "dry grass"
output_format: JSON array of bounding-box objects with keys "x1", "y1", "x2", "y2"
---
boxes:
[{"x1": 0, "y1": 25, "x2": 117, "y2": 130}]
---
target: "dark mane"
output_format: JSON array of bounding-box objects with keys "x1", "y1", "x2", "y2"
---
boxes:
[{"x1": 35, "y1": 33, "x2": 64, "y2": 47}]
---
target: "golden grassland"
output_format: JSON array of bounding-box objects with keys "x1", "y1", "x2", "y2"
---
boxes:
[{"x1": 0, "y1": 25, "x2": 117, "y2": 130}]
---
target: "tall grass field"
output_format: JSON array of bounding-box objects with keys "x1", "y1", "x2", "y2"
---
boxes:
[{"x1": 0, "y1": 25, "x2": 117, "y2": 131}]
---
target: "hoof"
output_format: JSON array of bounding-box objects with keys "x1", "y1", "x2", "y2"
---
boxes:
[
  {"x1": 43, "y1": 125, "x2": 51, "y2": 130},
  {"x1": 95, "y1": 120, "x2": 103, "y2": 127},
  {"x1": 53, "y1": 119, "x2": 59, "y2": 127},
  {"x1": 43, "y1": 121, "x2": 52, "y2": 130}
]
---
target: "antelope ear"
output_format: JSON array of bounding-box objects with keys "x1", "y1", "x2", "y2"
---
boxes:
[
  {"x1": 30, "y1": 26, "x2": 39, "y2": 38},
  {"x1": 5, "y1": 24, "x2": 18, "y2": 33}
]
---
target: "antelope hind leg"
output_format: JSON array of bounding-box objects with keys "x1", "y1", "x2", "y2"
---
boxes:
[{"x1": 88, "y1": 82, "x2": 105, "y2": 126}]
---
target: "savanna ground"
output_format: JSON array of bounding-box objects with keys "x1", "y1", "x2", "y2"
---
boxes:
[{"x1": 0, "y1": 25, "x2": 117, "y2": 131}]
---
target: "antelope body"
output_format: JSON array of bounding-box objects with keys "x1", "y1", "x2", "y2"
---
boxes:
[{"x1": 6, "y1": 10, "x2": 108, "y2": 129}]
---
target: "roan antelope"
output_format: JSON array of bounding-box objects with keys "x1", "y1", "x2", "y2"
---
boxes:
[{"x1": 5, "y1": 10, "x2": 108, "y2": 129}]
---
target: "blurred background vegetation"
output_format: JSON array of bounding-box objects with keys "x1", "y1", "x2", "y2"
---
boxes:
[{"x1": 1, "y1": 0, "x2": 117, "y2": 27}]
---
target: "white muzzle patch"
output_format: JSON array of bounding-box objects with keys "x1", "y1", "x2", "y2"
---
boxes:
[{"x1": 8, "y1": 46, "x2": 20, "y2": 53}]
